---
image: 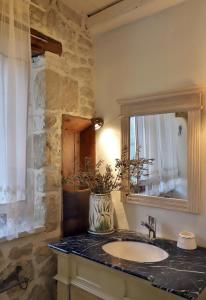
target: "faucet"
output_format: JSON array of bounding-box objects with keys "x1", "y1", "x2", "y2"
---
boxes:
[{"x1": 141, "y1": 216, "x2": 156, "y2": 240}]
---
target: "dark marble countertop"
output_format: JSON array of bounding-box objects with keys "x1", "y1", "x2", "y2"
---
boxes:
[{"x1": 48, "y1": 230, "x2": 206, "y2": 300}]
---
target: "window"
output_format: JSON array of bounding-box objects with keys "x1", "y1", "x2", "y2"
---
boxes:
[{"x1": 0, "y1": 0, "x2": 42, "y2": 239}]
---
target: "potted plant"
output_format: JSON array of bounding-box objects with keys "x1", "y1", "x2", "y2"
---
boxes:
[{"x1": 63, "y1": 148, "x2": 153, "y2": 235}]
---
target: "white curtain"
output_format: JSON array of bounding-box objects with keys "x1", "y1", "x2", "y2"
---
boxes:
[
  {"x1": 131, "y1": 113, "x2": 181, "y2": 197},
  {"x1": 0, "y1": 0, "x2": 35, "y2": 238}
]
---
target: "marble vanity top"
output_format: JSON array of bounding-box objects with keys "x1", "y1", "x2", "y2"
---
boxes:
[{"x1": 48, "y1": 230, "x2": 206, "y2": 300}]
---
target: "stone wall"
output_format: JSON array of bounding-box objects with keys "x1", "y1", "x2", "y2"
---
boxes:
[{"x1": 0, "y1": 1, "x2": 95, "y2": 299}]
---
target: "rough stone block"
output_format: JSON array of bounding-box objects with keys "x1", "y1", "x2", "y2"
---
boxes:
[
  {"x1": 88, "y1": 58, "x2": 94, "y2": 66},
  {"x1": 44, "y1": 113, "x2": 57, "y2": 129},
  {"x1": 45, "y1": 69, "x2": 61, "y2": 110},
  {"x1": 36, "y1": 169, "x2": 61, "y2": 193},
  {"x1": 29, "y1": 284, "x2": 50, "y2": 300},
  {"x1": 80, "y1": 86, "x2": 94, "y2": 99},
  {"x1": 0, "y1": 250, "x2": 5, "y2": 269},
  {"x1": 8, "y1": 243, "x2": 33, "y2": 260},
  {"x1": 34, "y1": 194, "x2": 46, "y2": 227},
  {"x1": 33, "y1": 114, "x2": 45, "y2": 132},
  {"x1": 61, "y1": 76, "x2": 79, "y2": 111},
  {"x1": 44, "y1": 194, "x2": 60, "y2": 232},
  {"x1": 34, "y1": 246, "x2": 52, "y2": 264},
  {"x1": 45, "y1": 69, "x2": 78, "y2": 111},
  {"x1": 33, "y1": 69, "x2": 45, "y2": 111},
  {"x1": 80, "y1": 57, "x2": 87, "y2": 65},
  {"x1": 63, "y1": 51, "x2": 79, "y2": 64},
  {"x1": 55, "y1": 17, "x2": 76, "y2": 42},
  {"x1": 45, "y1": 129, "x2": 61, "y2": 169},
  {"x1": 78, "y1": 46, "x2": 92, "y2": 57},
  {"x1": 71, "y1": 67, "x2": 92, "y2": 81},
  {"x1": 39, "y1": 255, "x2": 57, "y2": 277},
  {"x1": 80, "y1": 105, "x2": 94, "y2": 118},
  {"x1": 32, "y1": 0, "x2": 51, "y2": 9},
  {"x1": 78, "y1": 35, "x2": 92, "y2": 48},
  {"x1": 47, "y1": 8, "x2": 56, "y2": 35},
  {"x1": 30, "y1": 5, "x2": 46, "y2": 27},
  {"x1": 6, "y1": 259, "x2": 34, "y2": 299},
  {"x1": 34, "y1": 133, "x2": 46, "y2": 169},
  {"x1": 47, "y1": 8, "x2": 76, "y2": 43},
  {"x1": 57, "y1": 1, "x2": 81, "y2": 26}
]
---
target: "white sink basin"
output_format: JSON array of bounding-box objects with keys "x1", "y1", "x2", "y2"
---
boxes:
[{"x1": 102, "y1": 241, "x2": 168, "y2": 263}]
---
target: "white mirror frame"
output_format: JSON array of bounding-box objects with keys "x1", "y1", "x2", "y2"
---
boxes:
[{"x1": 118, "y1": 88, "x2": 202, "y2": 214}]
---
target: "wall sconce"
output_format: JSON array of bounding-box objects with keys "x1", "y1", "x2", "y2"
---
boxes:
[{"x1": 91, "y1": 117, "x2": 104, "y2": 130}]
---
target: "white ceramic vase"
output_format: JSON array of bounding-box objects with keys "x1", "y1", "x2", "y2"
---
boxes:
[{"x1": 89, "y1": 193, "x2": 114, "y2": 234}]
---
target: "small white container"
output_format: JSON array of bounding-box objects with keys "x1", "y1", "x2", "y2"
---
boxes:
[{"x1": 177, "y1": 231, "x2": 197, "y2": 250}]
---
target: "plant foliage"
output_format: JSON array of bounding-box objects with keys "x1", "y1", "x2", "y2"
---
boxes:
[{"x1": 63, "y1": 148, "x2": 154, "y2": 194}]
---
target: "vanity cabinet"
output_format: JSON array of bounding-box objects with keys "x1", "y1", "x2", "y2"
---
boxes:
[
  {"x1": 53, "y1": 251, "x2": 184, "y2": 300},
  {"x1": 71, "y1": 286, "x2": 101, "y2": 300}
]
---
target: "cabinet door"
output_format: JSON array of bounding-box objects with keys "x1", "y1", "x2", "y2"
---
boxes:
[
  {"x1": 70, "y1": 286, "x2": 101, "y2": 300},
  {"x1": 80, "y1": 125, "x2": 96, "y2": 171}
]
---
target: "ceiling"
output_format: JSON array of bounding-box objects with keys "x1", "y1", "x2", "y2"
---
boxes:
[
  {"x1": 63, "y1": 0, "x2": 122, "y2": 16},
  {"x1": 62, "y1": 0, "x2": 188, "y2": 35}
]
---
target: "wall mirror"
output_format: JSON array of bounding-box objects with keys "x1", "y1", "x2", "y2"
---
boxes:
[
  {"x1": 118, "y1": 88, "x2": 202, "y2": 213},
  {"x1": 130, "y1": 112, "x2": 188, "y2": 200}
]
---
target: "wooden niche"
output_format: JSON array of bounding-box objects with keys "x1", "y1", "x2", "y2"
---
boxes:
[{"x1": 62, "y1": 115, "x2": 95, "y2": 237}]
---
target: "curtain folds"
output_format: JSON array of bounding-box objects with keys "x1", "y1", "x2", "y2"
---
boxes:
[
  {"x1": 131, "y1": 113, "x2": 187, "y2": 199},
  {"x1": 0, "y1": 0, "x2": 35, "y2": 239}
]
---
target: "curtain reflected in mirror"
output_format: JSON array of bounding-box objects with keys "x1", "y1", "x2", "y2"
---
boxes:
[{"x1": 130, "y1": 112, "x2": 188, "y2": 199}]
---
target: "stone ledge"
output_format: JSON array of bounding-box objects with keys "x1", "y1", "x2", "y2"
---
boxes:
[{"x1": 0, "y1": 226, "x2": 46, "y2": 245}]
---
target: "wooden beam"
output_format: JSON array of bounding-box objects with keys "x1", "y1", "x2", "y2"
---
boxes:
[
  {"x1": 87, "y1": 0, "x2": 188, "y2": 35},
  {"x1": 31, "y1": 45, "x2": 45, "y2": 57},
  {"x1": 31, "y1": 28, "x2": 62, "y2": 57}
]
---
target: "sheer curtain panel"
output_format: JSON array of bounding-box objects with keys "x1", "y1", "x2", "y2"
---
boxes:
[
  {"x1": 0, "y1": 0, "x2": 35, "y2": 239},
  {"x1": 132, "y1": 114, "x2": 179, "y2": 196}
]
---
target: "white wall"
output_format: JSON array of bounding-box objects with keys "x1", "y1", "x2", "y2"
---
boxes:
[{"x1": 95, "y1": 0, "x2": 206, "y2": 246}]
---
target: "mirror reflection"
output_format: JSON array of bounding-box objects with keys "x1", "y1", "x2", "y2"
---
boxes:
[{"x1": 130, "y1": 112, "x2": 188, "y2": 199}]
